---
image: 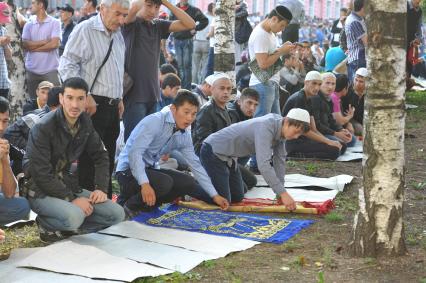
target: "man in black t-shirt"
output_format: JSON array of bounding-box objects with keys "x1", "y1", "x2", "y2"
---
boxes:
[{"x1": 122, "y1": 0, "x2": 196, "y2": 141}]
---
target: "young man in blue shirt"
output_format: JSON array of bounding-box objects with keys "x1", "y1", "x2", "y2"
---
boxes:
[{"x1": 116, "y1": 90, "x2": 229, "y2": 217}]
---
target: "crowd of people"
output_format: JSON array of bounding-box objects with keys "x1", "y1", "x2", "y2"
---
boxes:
[{"x1": 0, "y1": 0, "x2": 421, "y2": 244}]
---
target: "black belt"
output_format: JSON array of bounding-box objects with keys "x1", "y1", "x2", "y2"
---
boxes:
[{"x1": 92, "y1": 95, "x2": 120, "y2": 106}]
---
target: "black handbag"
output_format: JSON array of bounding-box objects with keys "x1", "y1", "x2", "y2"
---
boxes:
[{"x1": 235, "y1": 18, "x2": 253, "y2": 44}]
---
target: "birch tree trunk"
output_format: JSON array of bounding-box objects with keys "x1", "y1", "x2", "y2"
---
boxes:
[
  {"x1": 6, "y1": 9, "x2": 27, "y2": 121},
  {"x1": 213, "y1": 0, "x2": 235, "y2": 85},
  {"x1": 348, "y1": 0, "x2": 407, "y2": 257}
]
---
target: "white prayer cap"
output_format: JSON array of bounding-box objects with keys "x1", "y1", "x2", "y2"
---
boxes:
[
  {"x1": 305, "y1": 71, "x2": 322, "y2": 82},
  {"x1": 204, "y1": 74, "x2": 215, "y2": 86},
  {"x1": 355, "y1": 67, "x2": 369, "y2": 78},
  {"x1": 210, "y1": 72, "x2": 231, "y2": 85},
  {"x1": 286, "y1": 108, "x2": 310, "y2": 124}
]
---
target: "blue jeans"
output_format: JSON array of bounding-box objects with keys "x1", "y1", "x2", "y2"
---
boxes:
[
  {"x1": 205, "y1": 47, "x2": 214, "y2": 78},
  {"x1": 0, "y1": 193, "x2": 30, "y2": 225},
  {"x1": 347, "y1": 58, "x2": 366, "y2": 83},
  {"x1": 123, "y1": 101, "x2": 157, "y2": 141},
  {"x1": 28, "y1": 189, "x2": 124, "y2": 233},
  {"x1": 250, "y1": 81, "x2": 280, "y2": 168},
  {"x1": 200, "y1": 143, "x2": 244, "y2": 203},
  {"x1": 174, "y1": 38, "x2": 193, "y2": 90}
]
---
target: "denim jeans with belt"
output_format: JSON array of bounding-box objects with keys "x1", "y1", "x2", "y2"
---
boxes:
[
  {"x1": 174, "y1": 38, "x2": 194, "y2": 90},
  {"x1": 29, "y1": 189, "x2": 125, "y2": 233}
]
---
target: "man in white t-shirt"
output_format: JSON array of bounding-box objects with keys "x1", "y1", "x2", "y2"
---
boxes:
[{"x1": 247, "y1": 5, "x2": 294, "y2": 171}]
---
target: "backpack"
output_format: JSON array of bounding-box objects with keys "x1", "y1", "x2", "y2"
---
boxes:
[{"x1": 235, "y1": 18, "x2": 252, "y2": 44}]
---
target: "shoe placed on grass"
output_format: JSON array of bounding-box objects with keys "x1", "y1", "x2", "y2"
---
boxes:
[{"x1": 36, "y1": 218, "x2": 75, "y2": 243}]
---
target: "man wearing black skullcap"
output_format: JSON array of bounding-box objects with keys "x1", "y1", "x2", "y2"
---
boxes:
[{"x1": 247, "y1": 5, "x2": 295, "y2": 173}]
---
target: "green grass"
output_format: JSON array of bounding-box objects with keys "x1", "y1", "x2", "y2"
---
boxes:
[
  {"x1": 202, "y1": 260, "x2": 216, "y2": 269},
  {"x1": 410, "y1": 181, "x2": 426, "y2": 191},
  {"x1": 324, "y1": 212, "x2": 344, "y2": 223},
  {"x1": 0, "y1": 225, "x2": 44, "y2": 259},
  {"x1": 133, "y1": 272, "x2": 202, "y2": 283},
  {"x1": 334, "y1": 194, "x2": 358, "y2": 212},
  {"x1": 317, "y1": 271, "x2": 325, "y2": 283},
  {"x1": 419, "y1": 278, "x2": 426, "y2": 283},
  {"x1": 305, "y1": 163, "x2": 319, "y2": 176}
]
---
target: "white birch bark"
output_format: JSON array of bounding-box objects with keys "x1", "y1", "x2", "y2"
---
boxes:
[
  {"x1": 5, "y1": 11, "x2": 27, "y2": 121},
  {"x1": 349, "y1": 0, "x2": 407, "y2": 256},
  {"x1": 213, "y1": 0, "x2": 235, "y2": 85}
]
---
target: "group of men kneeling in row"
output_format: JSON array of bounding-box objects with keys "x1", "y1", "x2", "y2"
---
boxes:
[{"x1": 0, "y1": 67, "x2": 365, "y2": 243}]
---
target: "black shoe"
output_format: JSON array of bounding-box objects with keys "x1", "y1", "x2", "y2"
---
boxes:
[
  {"x1": 123, "y1": 203, "x2": 154, "y2": 220},
  {"x1": 36, "y1": 217, "x2": 74, "y2": 243}
]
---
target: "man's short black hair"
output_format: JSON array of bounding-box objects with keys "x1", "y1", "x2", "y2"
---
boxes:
[
  {"x1": 172, "y1": 89, "x2": 200, "y2": 108},
  {"x1": 335, "y1": 74, "x2": 349, "y2": 92},
  {"x1": 160, "y1": 63, "x2": 178, "y2": 76},
  {"x1": 89, "y1": 0, "x2": 97, "y2": 8},
  {"x1": 146, "y1": 0, "x2": 162, "y2": 7},
  {"x1": 63, "y1": 77, "x2": 89, "y2": 94},
  {"x1": 0, "y1": 96, "x2": 9, "y2": 113},
  {"x1": 340, "y1": 7, "x2": 348, "y2": 14},
  {"x1": 287, "y1": 118, "x2": 310, "y2": 133},
  {"x1": 240, "y1": 88, "x2": 259, "y2": 101},
  {"x1": 207, "y1": 2, "x2": 214, "y2": 13},
  {"x1": 47, "y1": 86, "x2": 63, "y2": 107},
  {"x1": 161, "y1": 73, "x2": 181, "y2": 90},
  {"x1": 37, "y1": 0, "x2": 48, "y2": 10},
  {"x1": 353, "y1": 0, "x2": 364, "y2": 12},
  {"x1": 268, "y1": 5, "x2": 292, "y2": 22}
]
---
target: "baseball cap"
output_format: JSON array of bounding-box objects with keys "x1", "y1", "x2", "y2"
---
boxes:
[
  {"x1": 355, "y1": 67, "x2": 368, "y2": 78},
  {"x1": 57, "y1": 4, "x2": 74, "y2": 14},
  {"x1": 0, "y1": 3, "x2": 11, "y2": 24},
  {"x1": 286, "y1": 108, "x2": 310, "y2": 124},
  {"x1": 37, "y1": 81, "x2": 54, "y2": 89},
  {"x1": 305, "y1": 71, "x2": 322, "y2": 81}
]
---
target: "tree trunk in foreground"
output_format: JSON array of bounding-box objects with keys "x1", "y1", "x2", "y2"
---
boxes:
[
  {"x1": 6, "y1": 9, "x2": 27, "y2": 121},
  {"x1": 349, "y1": 0, "x2": 407, "y2": 256},
  {"x1": 213, "y1": 0, "x2": 235, "y2": 85}
]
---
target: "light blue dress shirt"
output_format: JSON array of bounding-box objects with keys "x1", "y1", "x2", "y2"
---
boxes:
[{"x1": 116, "y1": 106, "x2": 218, "y2": 198}]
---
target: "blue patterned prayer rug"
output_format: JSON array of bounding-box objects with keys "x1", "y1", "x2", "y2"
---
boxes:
[{"x1": 132, "y1": 204, "x2": 314, "y2": 244}]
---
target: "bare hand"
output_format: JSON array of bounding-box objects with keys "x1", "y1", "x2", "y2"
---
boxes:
[
  {"x1": 72, "y1": 197, "x2": 93, "y2": 216},
  {"x1": 161, "y1": 154, "x2": 169, "y2": 161},
  {"x1": 86, "y1": 94, "x2": 97, "y2": 116},
  {"x1": 212, "y1": 195, "x2": 229, "y2": 210},
  {"x1": 0, "y1": 36, "x2": 10, "y2": 46},
  {"x1": 118, "y1": 100, "x2": 124, "y2": 119},
  {"x1": 141, "y1": 183, "x2": 156, "y2": 206},
  {"x1": 89, "y1": 189, "x2": 107, "y2": 204},
  {"x1": 335, "y1": 130, "x2": 352, "y2": 143},
  {"x1": 278, "y1": 191, "x2": 296, "y2": 211},
  {"x1": 279, "y1": 41, "x2": 295, "y2": 55},
  {"x1": 0, "y1": 139, "x2": 10, "y2": 160},
  {"x1": 327, "y1": 139, "x2": 342, "y2": 150},
  {"x1": 0, "y1": 228, "x2": 5, "y2": 242},
  {"x1": 344, "y1": 104, "x2": 355, "y2": 118}
]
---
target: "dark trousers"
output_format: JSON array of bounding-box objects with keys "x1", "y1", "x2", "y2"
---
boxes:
[
  {"x1": 239, "y1": 164, "x2": 257, "y2": 192},
  {"x1": 200, "y1": 143, "x2": 245, "y2": 203},
  {"x1": 0, "y1": 89, "x2": 9, "y2": 99},
  {"x1": 116, "y1": 168, "x2": 211, "y2": 211},
  {"x1": 281, "y1": 23, "x2": 300, "y2": 43},
  {"x1": 285, "y1": 137, "x2": 345, "y2": 161},
  {"x1": 78, "y1": 100, "x2": 120, "y2": 199},
  {"x1": 122, "y1": 100, "x2": 157, "y2": 142},
  {"x1": 348, "y1": 58, "x2": 366, "y2": 83}
]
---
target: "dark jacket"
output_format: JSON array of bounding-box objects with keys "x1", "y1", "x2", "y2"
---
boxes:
[
  {"x1": 407, "y1": 1, "x2": 423, "y2": 48},
  {"x1": 330, "y1": 19, "x2": 343, "y2": 47},
  {"x1": 311, "y1": 91, "x2": 342, "y2": 136},
  {"x1": 193, "y1": 99, "x2": 232, "y2": 155},
  {"x1": 59, "y1": 21, "x2": 76, "y2": 56},
  {"x1": 170, "y1": 4, "x2": 208, "y2": 40},
  {"x1": 282, "y1": 89, "x2": 314, "y2": 116},
  {"x1": 227, "y1": 101, "x2": 250, "y2": 124},
  {"x1": 23, "y1": 107, "x2": 109, "y2": 201},
  {"x1": 22, "y1": 99, "x2": 39, "y2": 116},
  {"x1": 341, "y1": 85, "x2": 364, "y2": 125}
]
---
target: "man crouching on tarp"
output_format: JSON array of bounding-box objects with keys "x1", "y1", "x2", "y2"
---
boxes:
[
  {"x1": 23, "y1": 77, "x2": 125, "y2": 243},
  {"x1": 199, "y1": 108, "x2": 311, "y2": 210}
]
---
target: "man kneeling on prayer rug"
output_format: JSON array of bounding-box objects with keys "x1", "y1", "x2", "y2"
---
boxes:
[
  {"x1": 199, "y1": 108, "x2": 311, "y2": 210},
  {"x1": 23, "y1": 78, "x2": 125, "y2": 243},
  {"x1": 116, "y1": 90, "x2": 229, "y2": 218}
]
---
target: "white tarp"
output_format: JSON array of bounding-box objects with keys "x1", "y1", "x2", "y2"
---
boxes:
[
  {"x1": 336, "y1": 151, "x2": 363, "y2": 162},
  {"x1": 0, "y1": 248, "x2": 121, "y2": 283},
  {"x1": 69, "y1": 233, "x2": 217, "y2": 273},
  {"x1": 4, "y1": 211, "x2": 37, "y2": 228},
  {"x1": 99, "y1": 221, "x2": 259, "y2": 257},
  {"x1": 244, "y1": 187, "x2": 339, "y2": 202},
  {"x1": 17, "y1": 241, "x2": 172, "y2": 282},
  {"x1": 256, "y1": 174, "x2": 353, "y2": 191}
]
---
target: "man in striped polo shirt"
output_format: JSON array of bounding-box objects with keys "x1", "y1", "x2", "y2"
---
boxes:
[{"x1": 345, "y1": 0, "x2": 367, "y2": 82}]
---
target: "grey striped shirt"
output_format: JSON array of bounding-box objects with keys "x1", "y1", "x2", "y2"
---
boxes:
[{"x1": 59, "y1": 14, "x2": 125, "y2": 99}]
